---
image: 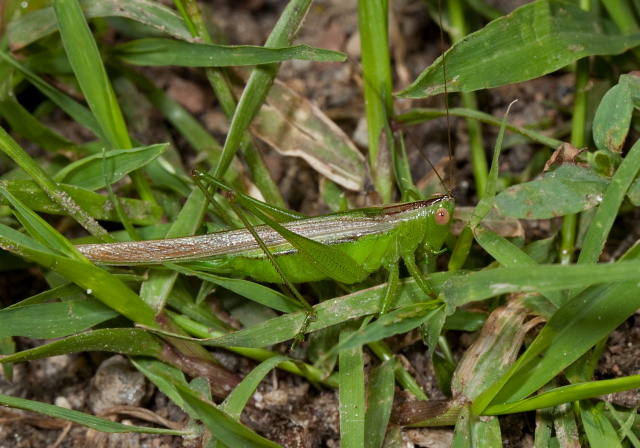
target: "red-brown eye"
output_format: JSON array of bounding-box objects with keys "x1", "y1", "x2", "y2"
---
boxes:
[{"x1": 435, "y1": 208, "x2": 450, "y2": 226}]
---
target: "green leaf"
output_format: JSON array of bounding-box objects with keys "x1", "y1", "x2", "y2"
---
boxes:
[
  {"x1": 398, "y1": 0, "x2": 640, "y2": 99},
  {"x1": 0, "y1": 299, "x2": 118, "y2": 339},
  {"x1": 580, "y1": 401, "x2": 623, "y2": 448},
  {"x1": 0, "y1": 180, "x2": 162, "y2": 225},
  {"x1": 221, "y1": 356, "x2": 291, "y2": 419},
  {"x1": 212, "y1": 0, "x2": 312, "y2": 178},
  {"x1": 474, "y1": 281, "x2": 640, "y2": 412},
  {"x1": 0, "y1": 186, "x2": 87, "y2": 260},
  {"x1": 0, "y1": 328, "x2": 164, "y2": 363},
  {"x1": 52, "y1": 0, "x2": 131, "y2": 150},
  {"x1": 7, "y1": 0, "x2": 193, "y2": 49},
  {"x1": 578, "y1": 137, "x2": 640, "y2": 265},
  {"x1": 484, "y1": 375, "x2": 640, "y2": 415},
  {"x1": 326, "y1": 303, "x2": 440, "y2": 356},
  {"x1": 444, "y1": 260, "x2": 640, "y2": 311},
  {"x1": 493, "y1": 165, "x2": 609, "y2": 219},
  {"x1": 54, "y1": 144, "x2": 169, "y2": 191},
  {"x1": 592, "y1": 74, "x2": 640, "y2": 153},
  {"x1": 473, "y1": 228, "x2": 565, "y2": 307},
  {"x1": 114, "y1": 38, "x2": 346, "y2": 67},
  {"x1": 166, "y1": 264, "x2": 302, "y2": 314},
  {"x1": 144, "y1": 272, "x2": 462, "y2": 349},
  {"x1": 364, "y1": 360, "x2": 394, "y2": 448},
  {"x1": 0, "y1": 125, "x2": 113, "y2": 239},
  {"x1": 0, "y1": 393, "x2": 188, "y2": 435},
  {"x1": 339, "y1": 323, "x2": 365, "y2": 448}
]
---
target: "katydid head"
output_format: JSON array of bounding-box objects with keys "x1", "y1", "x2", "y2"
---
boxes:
[{"x1": 422, "y1": 194, "x2": 455, "y2": 256}]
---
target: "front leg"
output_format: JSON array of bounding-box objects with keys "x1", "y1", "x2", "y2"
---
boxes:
[{"x1": 403, "y1": 253, "x2": 436, "y2": 298}]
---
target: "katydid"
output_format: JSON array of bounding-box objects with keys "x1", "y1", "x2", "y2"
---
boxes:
[
  {"x1": 77, "y1": 14, "x2": 456, "y2": 334},
  {"x1": 77, "y1": 173, "x2": 454, "y2": 316}
]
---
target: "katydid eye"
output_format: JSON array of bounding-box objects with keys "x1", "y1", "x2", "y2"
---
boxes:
[{"x1": 435, "y1": 208, "x2": 450, "y2": 226}]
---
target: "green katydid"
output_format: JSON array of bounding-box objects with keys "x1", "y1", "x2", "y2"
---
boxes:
[
  {"x1": 76, "y1": 171, "x2": 455, "y2": 318},
  {"x1": 76, "y1": 9, "x2": 456, "y2": 339},
  {"x1": 76, "y1": 65, "x2": 456, "y2": 344}
]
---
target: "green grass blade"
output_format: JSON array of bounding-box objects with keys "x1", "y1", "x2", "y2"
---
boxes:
[
  {"x1": 171, "y1": 0, "x2": 285, "y2": 208},
  {"x1": 470, "y1": 102, "x2": 511, "y2": 227},
  {"x1": 143, "y1": 272, "x2": 462, "y2": 348},
  {"x1": 339, "y1": 323, "x2": 366, "y2": 448},
  {"x1": 325, "y1": 303, "x2": 440, "y2": 357},
  {"x1": 165, "y1": 264, "x2": 302, "y2": 313},
  {"x1": 358, "y1": 0, "x2": 394, "y2": 202},
  {"x1": 451, "y1": 405, "x2": 501, "y2": 447},
  {"x1": 52, "y1": 0, "x2": 130, "y2": 150},
  {"x1": 580, "y1": 401, "x2": 622, "y2": 448},
  {"x1": 0, "y1": 393, "x2": 188, "y2": 435},
  {"x1": 0, "y1": 126, "x2": 113, "y2": 240},
  {"x1": 4, "y1": 283, "x2": 83, "y2": 310},
  {"x1": 473, "y1": 228, "x2": 565, "y2": 307},
  {"x1": 484, "y1": 375, "x2": 640, "y2": 415},
  {"x1": 54, "y1": 144, "x2": 169, "y2": 191},
  {"x1": 0, "y1": 186, "x2": 87, "y2": 260},
  {"x1": 130, "y1": 358, "x2": 193, "y2": 415},
  {"x1": 398, "y1": 0, "x2": 640, "y2": 98},
  {"x1": 0, "y1": 328, "x2": 165, "y2": 363},
  {"x1": 473, "y1": 281, "x2": 640, "y2": 412},
  {"x1": 0, "y1": 299, "x2": 118, "y2": 338},
  {"x1": 448, "y1": 0, "x2": 489, "y2": 198},
  {"x1": 114, "y1": 39, "x2": 345, "y2": 67},
  {"x1": 7, "y1": 0, "x2": 192, "y2": 49},
  {"x1": 221, "y1": 356, "x2": 290, "y2": 419},
  {"x1": 213, "y1": 0, "x2": 312, "y2": 179},
  {"x1": 52, "y1": 0, "x2": 154, "y2": 203},
  {"x1": 577, "y1": 137, "x2": 640, "y2": 266},
  {"x1": 0, "y1": 180, "x2": 162, "y2": 225},
  {"x1": 364, "y1": 359, "x2": 394, "y2": 448},
  {"x1": 166, "y1": 311, "x2": 338, "y2": 387},
  {"x1": 444, "y1": 261, "x2": 640, "y2": 310}
]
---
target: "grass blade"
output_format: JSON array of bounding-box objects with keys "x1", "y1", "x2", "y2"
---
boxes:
[
  {"x1": 398, "y1": 0, "x2": 640, "y2": 98},
  {"x1": 0, "y1": 394, "x2": 188, "y2": 435}
]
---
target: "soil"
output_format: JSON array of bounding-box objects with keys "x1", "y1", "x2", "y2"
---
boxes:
[{"x1": 1, "y1": 0, "x2": 638, "y2": 447}]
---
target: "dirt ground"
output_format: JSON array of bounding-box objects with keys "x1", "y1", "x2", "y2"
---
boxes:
[{"x1": 1, "y1": 0, "x2": 639, "y2": 447}]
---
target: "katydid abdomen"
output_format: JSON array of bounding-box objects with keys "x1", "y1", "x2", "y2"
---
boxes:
[{"x1": 76, "y1": 194, "x2": 454, "y2": 285}]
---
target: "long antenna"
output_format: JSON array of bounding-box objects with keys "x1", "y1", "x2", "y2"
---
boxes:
[{"x1": 438, "y1": 0, "x2": 453, "y2": 196}]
